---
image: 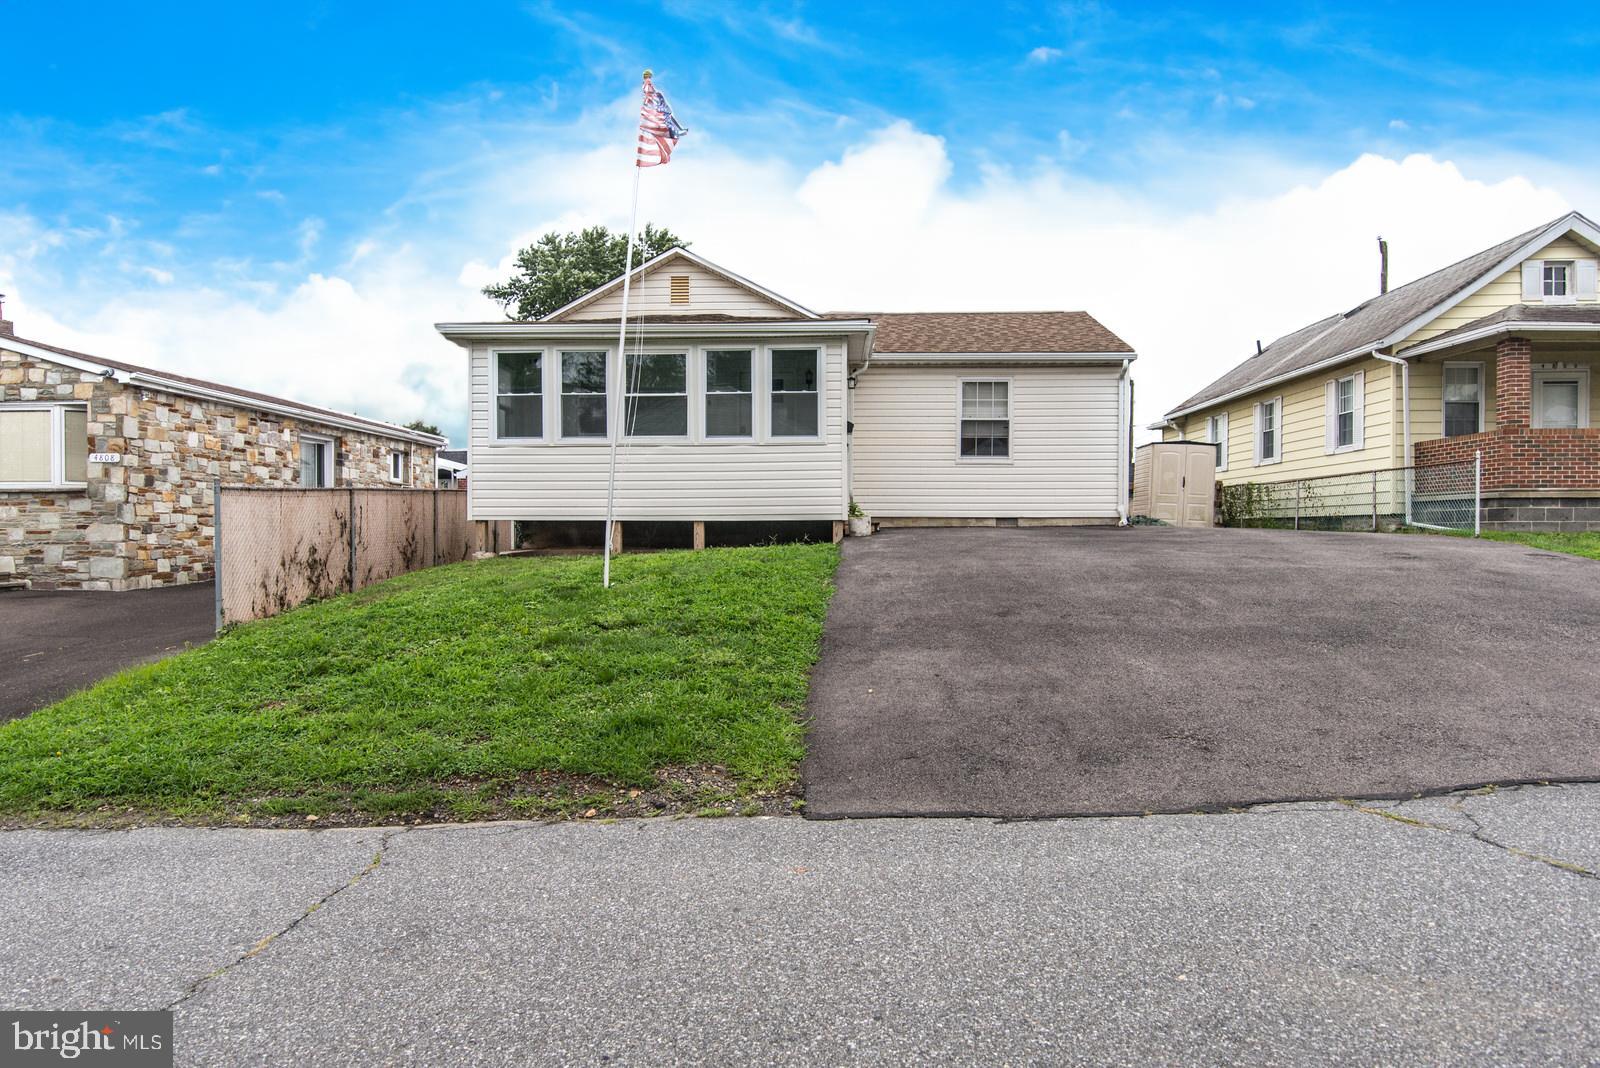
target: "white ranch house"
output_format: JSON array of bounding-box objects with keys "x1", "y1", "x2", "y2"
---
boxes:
[{"x1": 437, "y1": 248, "x2": 1136, "y2": 546}]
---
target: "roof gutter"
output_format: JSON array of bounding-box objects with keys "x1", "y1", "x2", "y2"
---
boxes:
[
  {"x1": 1399, "y1": 319, "x2": 1600, "y2": 359},
  {"x1": 435, "y1": 321, "x2": 874, "y2": 344},
  {"x1": 1117, "y1": 358, "x2": 1133, "y2": 525}
]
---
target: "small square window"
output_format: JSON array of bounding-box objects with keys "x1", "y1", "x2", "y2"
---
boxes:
[{"x1": 1544, "y1": 262, "x2": 1571, "y2": 297}]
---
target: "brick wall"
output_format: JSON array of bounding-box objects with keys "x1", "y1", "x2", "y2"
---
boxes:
[{"x1": 2, "y1": 346, "x2": 437, "y2": 590}]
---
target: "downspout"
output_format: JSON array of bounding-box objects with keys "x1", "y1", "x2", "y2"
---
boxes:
[
  {"x1": 1117, "y1": 359, "x2": 1132, "y2": 525},
  {"x1": 1371, "y1": 348, "x2": 1412, "y2": 525}
]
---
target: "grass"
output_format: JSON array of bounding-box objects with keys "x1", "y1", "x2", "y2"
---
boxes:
[
  {"x1": 1404, "y1": 527, "x2": 1600, "y2": 561},
  {"x1": 0, "y1": 543, "x2": 839, "y2": 825}
]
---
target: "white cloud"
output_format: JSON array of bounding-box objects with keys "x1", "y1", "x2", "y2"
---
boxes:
[
  {"x1": 1389, "y1": 118, "x2": 1410, "y2": 131},
  {"x1": 2, "y1": 115, "x2": 1587, "y2": 450},
  {"x1": 1026, "y1": 46, "x2": 1064, "y2": 64}
]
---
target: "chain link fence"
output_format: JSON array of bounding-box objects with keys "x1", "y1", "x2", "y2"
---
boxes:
[
  {"x1": 1218, "y1": 454, "x2": 1481, "y2": 535},
  {"x1": 215, "y1": 486, "x2": 475, "y2": 628}
]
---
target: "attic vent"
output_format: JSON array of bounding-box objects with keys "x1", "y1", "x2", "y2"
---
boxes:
[{"x1": 669, "y1": 275, "x2": 691, "y2": 304}]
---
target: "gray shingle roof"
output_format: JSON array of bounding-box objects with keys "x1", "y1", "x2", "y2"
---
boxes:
[
  {"x1": 1166, "y1": 214, "x2": 1585, "y2": 416},
  {"x1": 1411, "y1": 302, "x2": 1600, "y2": 348}
]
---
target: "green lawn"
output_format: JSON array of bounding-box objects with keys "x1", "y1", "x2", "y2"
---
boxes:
[
  {"x1": 0, "y1": 544, "x2": 839, "y2": 825},
  {"x1": 1475, "y1": 531, "x2": 1600, "y2": 560}
]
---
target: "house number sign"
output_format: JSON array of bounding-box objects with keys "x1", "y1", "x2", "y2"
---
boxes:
[{"x1": 89, "y1": 452, "x2": 123, "y2": 464}]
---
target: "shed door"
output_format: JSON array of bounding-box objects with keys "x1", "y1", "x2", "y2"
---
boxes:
[
  {"x1": 1151, "y1": 448, "x2": 1184, "y2": 522},
  {"x1": 1182, "y1": 448, "x2": 1215, "y2": 527}
]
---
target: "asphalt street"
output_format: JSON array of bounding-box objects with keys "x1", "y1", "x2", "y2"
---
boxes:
[
  {"x1": 804, "y1": 527, "x2": 1600, "y2": 817},
  {"x1": 2, "y1": 783, "x2": 1597, "y2": 1066}
]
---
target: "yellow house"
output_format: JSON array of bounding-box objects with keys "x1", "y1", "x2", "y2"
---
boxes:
[{"x1": 1154, "y1": 211, "x2": 1600, "y2": 531}]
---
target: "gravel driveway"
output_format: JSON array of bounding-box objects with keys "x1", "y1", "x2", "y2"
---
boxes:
[{"x1": 802, "y1": 527, "x2": 1600, "y2": 818}]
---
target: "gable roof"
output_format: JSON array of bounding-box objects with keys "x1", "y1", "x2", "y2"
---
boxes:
[
  {"x1": 857, "y1": 311, "x2": 1132, "y2": 355},
  {"x1": 1164, "y1": 211, "x2": 1600, "y2": 419},
  {"x1": 543, "y1": 246, "x2": 820, "y2": 322},
  {"x1": 1, "y1": 332, "x2": 445, "y2": 446}
]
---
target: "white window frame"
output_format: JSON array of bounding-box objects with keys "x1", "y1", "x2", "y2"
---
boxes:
[
  {"x1": 490, "y1": 348, "x2": 547, "y2": 444},
  {"x1": 955, "y1": 377, "x2": 1014, "y2": 464},
  {"x1": 1254, "y1": 396, "x2": 1282, "y2": 465},
  {"x1": 1531, "y1": 366, "x2": 1591, "y2": 429},
  {"x1": 622, "y1": 349, "x2": 692, "y2": 441},
  {"x1": 703, "y1": 346, "x2": 756, "y2": 441},
  {"x1": 1543, "y1": 261, "x2": 1575, "y2": 304},
  {"x1": 765, "y1": 345, "x2": 824, "y2": 442},
  {"x1": 1324, "y1": 371, "x2": 1365, "y2": 454},
  {"x1": 0, "y1": 402, "x2": 89, "y2": 490},
  {"x1": 1205, "y1": 412, "x2": 1228, "y2": 471},
  {"x1": 388, "y1": 449, "x2": 408, "y2": 484},
  {"x1": 298, "y1": 433, "x2": 335, "y2": 488},
  {"x1": 1440, "y1": 360, "x2": 1486, "y2": 438},
  {"x1": 557, "y1": 348, "x2": 612, "y2": 443}
]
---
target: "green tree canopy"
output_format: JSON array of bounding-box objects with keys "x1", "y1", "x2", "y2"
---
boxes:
[
  {"x1": 482, "y1": 223, "x2": 689, "y2": 321},
  {"x1": 404, "y1": 420, "x2": 441, "y2": 436}
]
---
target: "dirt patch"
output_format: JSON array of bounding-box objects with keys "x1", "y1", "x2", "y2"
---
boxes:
[{"x1": 0, "y1": 765, "x2": 803, "y2": 830}]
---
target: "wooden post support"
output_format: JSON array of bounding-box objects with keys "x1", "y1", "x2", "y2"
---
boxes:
[
  {"x1": 832, "y1": 520, "x2": 845, "y2": 544},
  {"x1": 692, "y1": 521, "x2": 706, "y2": 550},
  {"x1": 611, "y1": 520, "x2": 624, "y2": 555}
]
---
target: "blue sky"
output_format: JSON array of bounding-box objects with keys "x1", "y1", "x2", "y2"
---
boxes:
[{"x1": 6, "y1": 3, "x2": 1599, "y2": 443}]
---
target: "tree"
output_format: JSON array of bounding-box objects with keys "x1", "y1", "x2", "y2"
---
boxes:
[
  {"x1": 482, "y1": 223, "x2": 689, "y2": 321},
  {"x1": 404, "y1": 420, "x2": 441, "y2": 436}
]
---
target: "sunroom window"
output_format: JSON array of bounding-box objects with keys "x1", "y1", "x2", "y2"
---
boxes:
[
  {"x1": 560, "y1": 351, "x2": 608, "y2": 438},
  {"x1": 495, "y1": 351, "x2": 543, "y2": 439},
  {"x1": 770, "y1": 349, "x2": 819, "y2": 437},
  {"x1": 704, "y1": 350, "x2": 754, "y2": 437},
  {"x1": 625, "y1": 353, "x2": 688, "y2": 436}
]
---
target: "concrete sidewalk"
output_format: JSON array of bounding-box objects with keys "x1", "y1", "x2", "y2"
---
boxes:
[{"x1": 2, "y1": 784, "x2": 1597, "y2": 1066}]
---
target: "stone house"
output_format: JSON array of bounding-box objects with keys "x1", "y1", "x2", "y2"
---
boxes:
[{"x1": 0, "y1": 320, "x2": 445, "y2": 590}]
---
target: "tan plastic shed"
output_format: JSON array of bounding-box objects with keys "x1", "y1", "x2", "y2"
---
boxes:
[{"x1": 1131, "y1": 441, "x2": 1217, "y2": 527}]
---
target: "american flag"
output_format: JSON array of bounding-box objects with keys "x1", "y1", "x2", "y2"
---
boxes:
[{"x1": 636, "y1": 71, "x2": 687, "y2": 168}]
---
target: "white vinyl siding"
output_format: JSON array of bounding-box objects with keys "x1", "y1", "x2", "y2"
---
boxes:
[
  {"x1": 466, "y1": 337, "x2": 849, "y2": 521},
  {"x1": 851, "y1": 365, "x2": 1121, "y2": 518},
  {"x1": 562, "y1": 261, "x2": 796, "y2": 320}
]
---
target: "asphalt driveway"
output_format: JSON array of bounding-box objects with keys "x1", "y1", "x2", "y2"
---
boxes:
[
  {"x1": 0, "y1": 583, "x2": 214, "y2": 720},
  {"x1": 803, "y1": 527, "x2": 1600, "y2": 818}
]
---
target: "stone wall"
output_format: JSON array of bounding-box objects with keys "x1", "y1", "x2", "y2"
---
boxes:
[{"x1": 2, "y1": 345, "x2": 437, "y2": 590}]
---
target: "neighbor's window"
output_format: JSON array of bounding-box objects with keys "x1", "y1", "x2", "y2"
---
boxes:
[
  {"x1": 560, "y1": 350, "x2": 608, "y2": 438},
  {"x1": 389, "y1": 450, "x2": 408, "y2": 483},
  {"x1": 1206, "y1": 412, "x2": 1228, "y2": 470},
  {"x1": 495, "y1": 351, "x2": 543, "y2": 439},
  {"x1": 299, "y1": 435, "x2": 334, "y2": 488},
  {"x1": 1335, "y1": 375, "x2": 1357, "y2": 448},
  {"x1": 1443, "y1": 363, "x2": 1483, "y2": 438},
  {"x1": 770, "y1": 349, "x2": 820, "y2": 437},
  {"x1": 1544, "y1": 262, "x2": 1572, "y2": 298},
  {"x1": 1257, "y1": 397, "x2": 1281, "y2": 463},
  {"x1": 0, "y1": 404, "x2": 87, "y2": 487},
  {"x1": 704, "y1": 349, "x2": 754, "y2": 438},
  {"x1": 959, "y1": 380, "x2": 1010, "y2": 458},
  {"x1": 625, "y1": 353, "x2": 688, "y2": 436},
  {"x1": 1533, "y1": 369, "x2": 1588, "y2": 429}
]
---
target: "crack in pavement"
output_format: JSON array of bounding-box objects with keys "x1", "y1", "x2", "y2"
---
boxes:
[
  {"x1": 163, "y1": 827, "x2": 409, "y2": 1011},
  {"x1": 1337, "y1": 796, "x2": 1597, "y2": 882}
]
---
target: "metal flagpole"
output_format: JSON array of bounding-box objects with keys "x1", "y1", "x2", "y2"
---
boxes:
[{"x1": 602, "y1": 131, "x2": 644, "y2": 589}]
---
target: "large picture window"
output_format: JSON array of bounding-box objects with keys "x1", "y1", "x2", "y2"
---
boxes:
[
  {"x1": 560, "y1": 350, "x2": 608, "y2": 438},
  {"x1": 959, "y1": 380, "x2": 1010, "y2": 458},
  {"x1": 0, "y1": 404, "x2": 88, "y2": 487},
  {"x1": 625, "y1": 353, "x2": 688, "y2": 436},
  {"x1": 495, "y1": 351, "x2": 543, "y2": 439},
  {"x1": 1443, "y1": 363, "x2": 1483, "y2": 437},
  {"x1": 770, "y1": 349, "x2": 819, "y2": 437},
  {"x1": 705, "y1": 350, "x2": 753, "y2": 438}
]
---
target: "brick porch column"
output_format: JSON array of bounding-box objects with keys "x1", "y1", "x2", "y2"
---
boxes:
[{"x1": 1496, "y1": 335, "x2": 1532, "y2": 432}]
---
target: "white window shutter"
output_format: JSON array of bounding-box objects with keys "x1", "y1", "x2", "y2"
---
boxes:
[
  {"x1": 1352, "y1": 370, "x2": 1365, "y2": 449},
  {"x1": 1522, "y1": 260, "x2": 1544, "y2": 301},
  {"x1": 1217, "y1": 412, "x2": 1228, "y2": 470},
  {"x1": 1577, "y1": 260, "x2": 1599, "y2": 301},
  {"x1": 1252, "y1": 402, "x2": 1263, "y2": 465},
  {"x1": 1324, "y1": 381, "x2": 1338, "y2": 453}
]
